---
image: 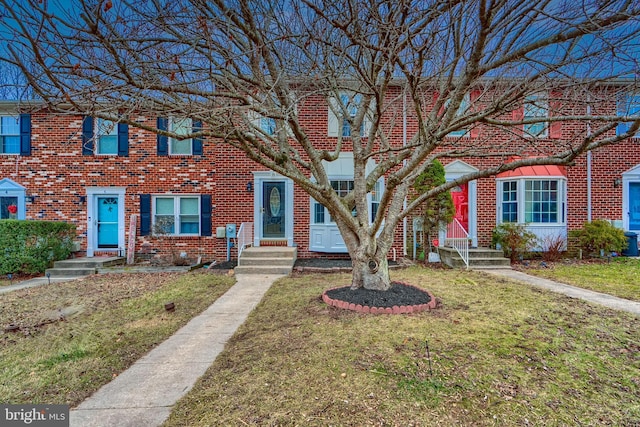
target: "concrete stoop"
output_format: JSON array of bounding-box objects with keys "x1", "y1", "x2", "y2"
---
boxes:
[
  {"x1": 235, "y1": 246, "x2": 297, "y2": 275},
  {"x1": 438, "y1": 247, "x2": 511, "y2": 269},
  {"x1": 45, "y1": 257, "x2": 126, "y2": 278}
]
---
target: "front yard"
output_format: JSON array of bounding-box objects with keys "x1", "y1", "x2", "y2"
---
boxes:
[
  {"x1": 0, "y1": 271, "x2": 235, "y2": 406},
  {"x1": 1, "y1": 262, "x2": 639, "y2": 425},
  {"x1": 165, "y1": 266, "x2": 640, "y2": 426},
  {"x1": 520, "y1": 257, "x2": 640, "y2": 301}
]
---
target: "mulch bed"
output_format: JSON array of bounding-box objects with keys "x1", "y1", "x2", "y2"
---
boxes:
[{"x1": 323, "y1": 282, "x2": 437, "y2": 314}]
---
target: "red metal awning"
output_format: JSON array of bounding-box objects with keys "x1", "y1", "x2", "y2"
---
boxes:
[{"x1": 497, "y1": 164, "x2": 567, "y2": 178}]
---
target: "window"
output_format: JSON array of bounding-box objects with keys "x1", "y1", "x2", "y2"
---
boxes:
[
  {"x1": 617, "y1": 93, "x2": 640, "y2": 137},
  {"x1": 498, "y1": 179, "x2": 564, "y2": 224},
  {"x1": 525, "y1": 180, "x2": 558, "y2": 223},
  {"x1": 327, "y1": 92, "x2": 371, "y2": 137},
  {"x1": 153, "y1": 196, "x2": 200, "y2": 235},
  {"x1": 0, "y1": 196, "x2": 18, "y2": 219},
  {"x1": 96, "y1": 118, "x2": 118, "y2": 154},
  {"x1": 523, "y1": 95, "x2": 548, "y2": 138},
  {"x1": 311, "y1": 179, "x2": 384, "y2": 224},
  {"x1": 169, "y1": 117, "x2": 193, "y2": 155},
  {"x1": 0, "y1": 115, "x2": 20, "y2": 154},
  {"x1": 157, "y1": 117, "x2": 202, "y2": 156},
  {"x1": 82, "y1": 116, "x2": 128, "y2": 156},
  {"x1": 501, "y1": 181, "x2": 518, "y2": 222},
  {"x1": 446, "y1": 93, "x2": 470, "y2": 137}
]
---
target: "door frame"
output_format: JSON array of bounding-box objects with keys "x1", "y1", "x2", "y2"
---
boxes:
[
  {"x1": 252, "y1": 172, "x2": 294, "y2": 247},
  {"x1": 86, "y1": 187, "x2": 126, "y2": 257},
  {"x1": 442, "y1": 160, "x2": 478, "y2": 247},
  {"x1": 623, "y1": 164, "x2": 640, "y2": 231}
]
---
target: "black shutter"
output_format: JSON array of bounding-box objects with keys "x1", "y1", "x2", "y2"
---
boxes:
[
  {"x1": 157, "y1": 117, "x2": 168, "y2": 156},
  {"x1": 192, "y1": 120, "x2": 203, "y2": 155},
  {"x1": 117, "y1": 122, "x2": 129, "y2": 156},
  {"x1": 200, "y1": 194, "x2": 212, "y2": 236},
  {"x1": 82, "y1": 116, "x2": 94, "y2": 155},
  {"x1": 19, "y1": 114, "x2": 31, "y2": 156},
  {"x1": 140, "y1": 194, "x2": 152, "y2": 236}
]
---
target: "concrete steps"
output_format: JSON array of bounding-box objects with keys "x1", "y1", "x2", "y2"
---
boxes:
[
  {"x1": 45, "y1": 257, "x2": 126, "y2": 278},
  {"x1": 438, "y1": 247, "x2": 511, "y2": 269},
  {"x1": 235, "y1": 246, "x2": 297, "y2": 275}
]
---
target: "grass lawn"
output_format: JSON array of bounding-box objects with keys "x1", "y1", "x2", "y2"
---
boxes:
[
  {"x1": 521, "y1": 257, "x2": 640, "y2": 302},
  {"x1": 165, "y1": 266, "x2": 640, "y2": 426},
  {"x1": 0, "y1": 270, "x2": 235, "y2": 406}
]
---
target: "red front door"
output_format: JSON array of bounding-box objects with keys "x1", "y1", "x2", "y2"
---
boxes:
[{"x1": 451, "y1": 183, "x2": 469, "y2": 233}]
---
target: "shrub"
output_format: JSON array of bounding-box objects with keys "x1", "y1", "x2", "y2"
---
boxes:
[
  {"x1": 0, "y1": 220, "x2": 76, "y2": 274},
  {"x1": 492, "y1": 223, "x2": 537, "y2": 262},
  {"x1": 541, "y1": 234, "x2": 566, "y2": 262},
  {"x1": 570, "y1": 220, "x2": 627, "y2": 257}
]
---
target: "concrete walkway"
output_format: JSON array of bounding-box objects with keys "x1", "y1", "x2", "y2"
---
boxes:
[
  {"x1": 0, "y1": 276, "x2": 80, "y2": 295},
  {"x1": 482, "y1": 269, "x2": 640, "y2": 317},
  {"x1": 69, "y1": 273, "x2": 285, "y2": 427}
]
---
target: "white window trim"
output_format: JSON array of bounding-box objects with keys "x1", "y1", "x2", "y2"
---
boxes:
[
  {"x1": 523, "y1": 94, "x2": 549, "y2": 139},
  {"x1": 168, "y1": 117, "x2": 193, "y2": 155},
  {"x1": 152, "y1": 194, "x2": 201, "y2": 236},
  {"x1": 496, "y1": 177, "x2": 566, "y2": 226},
  {"x1": 0, "y1": 115, "x2": 20, "y2": 155},
  {"x1": 94, "y1": 117, "x2": 119, "y2": 155},
  {"x1": 327, "y1": 92, "x2": 373, "y2": 138},
  {"x1": 446, "y1": 93, "x2": 471, "y2": 138},
  {"x1": 617, "y1": 92, "x2": 640, "y2": 138}
]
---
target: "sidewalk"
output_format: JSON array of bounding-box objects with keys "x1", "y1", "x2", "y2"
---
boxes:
[
  {"x1": 482, "y1": 268, "x2": 640, "y2": 317},
  {"x1": 69, "y1": 273, "x2": 285, "y2": 427}
]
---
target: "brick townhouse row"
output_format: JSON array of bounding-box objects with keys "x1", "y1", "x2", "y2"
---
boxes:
[{"x1": 1, "y1": 84, "x2": 639, "y2": 263}]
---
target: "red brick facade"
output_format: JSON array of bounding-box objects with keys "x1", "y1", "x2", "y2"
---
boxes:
[{"x1": 1, "y1": 87, "x2": 639, "y2": 263}]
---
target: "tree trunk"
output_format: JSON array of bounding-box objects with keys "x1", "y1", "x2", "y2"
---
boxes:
[{"x1": 351, "y1": 255, "x2": 391, "y2": 291}]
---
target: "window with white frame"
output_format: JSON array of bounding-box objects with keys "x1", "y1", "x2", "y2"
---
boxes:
[
  {"x1": 312, "y1": 179, "x2": 383, "y2": 224},
  {"x1": 523, "y1": 94, "x2": 548, "y2": 138},
  {"x1": 328, "y1": 92, "x2": 371, "y2": 138},
  {"x1": 153, "y1": 196, "x2": 200, "y2": 235},
  {"x1": 95, "y1": 118, "x2": 118, "y2": 154},
  {"x1": 169, "y1": 117, "x2": 193, "y2": 155},
  {"x1": 446, "y1": 92, "x2": 470, "y2": 137},
  {"x1": 0, "y1": 115, "x2": 20, "y2": 154},
  {"x1": 499, "y1": 179, "x2": 564, "y2": 224},
  {"x1": 617, "y1": 92, "x2": 640, "y2": 137}
]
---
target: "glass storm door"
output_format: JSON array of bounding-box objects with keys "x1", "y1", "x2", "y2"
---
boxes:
[
  {"x1": 451, "y1": 183, "x2": 469, "y2": 233},
  {"x1": 97, "y1": 196, "x2": 119, "y2": 248},
  {"x1": 262, "y1": 181, "x2": 286, "y2": 238},
  {"x1": 630, "y1": 182, "x2": 640, "y2": 231}
]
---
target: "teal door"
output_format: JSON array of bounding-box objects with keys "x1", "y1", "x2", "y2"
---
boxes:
[
  {"x1": 262, "y1": 181, "x2": 286, "y2": 238},
  {"x1": 630, "y1": 182, "x2": 640, "y2": 231},
  {"x1": 97, "y1": 196, "x2": 119, "y2": 248}
]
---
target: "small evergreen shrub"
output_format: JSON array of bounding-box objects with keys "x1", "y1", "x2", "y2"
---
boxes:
[
  {"x1": 0, "y1": 220, "x2": 76, "y2": 274},
  {"x1": 570, "y1": 220, "x2": 627, "y2": 257},
  {"x1": 492, "y1": 223, "x2": 537, "y2": 262}
]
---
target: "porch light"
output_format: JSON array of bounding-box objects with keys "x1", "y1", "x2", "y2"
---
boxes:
[
  {"x1": 77, "y1": 195, "x2": 87, "y2": 203},
  {"x1": 614, "y1": 178, "x2": 621, "y2": 188},
  {"x1": 246, "y1": 181, "x2": 253, "y2": 192}
]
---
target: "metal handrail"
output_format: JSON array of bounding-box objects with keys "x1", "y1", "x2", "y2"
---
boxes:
[
  {"x1": 445, "y1": 218, "x2": 470, "y2": 269},
  {"x1": 237, "y1": 222, "x2": 253, "y2": 266}
]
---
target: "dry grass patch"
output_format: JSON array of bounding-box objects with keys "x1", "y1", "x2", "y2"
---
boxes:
[
  {"x1": 521, "y1": 257, "x2": 640, "y2": 301},
  {"x1": 0, "y1": 271, "x2": 235, "y2": 406},
  {"x1": 166, "y1": 267, "x2": 640, "y2": 426}
]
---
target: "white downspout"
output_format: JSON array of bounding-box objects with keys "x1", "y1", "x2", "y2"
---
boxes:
[
  {"x1": 587, "y1": 96, "x2": 592, "y2": 223},
  {"x1": 402, "y1": 84, "x2": 408, "y2": 256}
]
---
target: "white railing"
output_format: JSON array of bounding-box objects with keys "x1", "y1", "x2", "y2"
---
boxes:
[
  {"x1": 237, "y1": 222, "x2": 253, "y2": 266},
  {"x1": 445, "y1": 218, "x2": 470, "y2": 269}
]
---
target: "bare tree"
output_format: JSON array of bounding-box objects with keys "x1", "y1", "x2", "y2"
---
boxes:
[{"x1": 1, "y1": 0, "x2": 640, "y2": 290}]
